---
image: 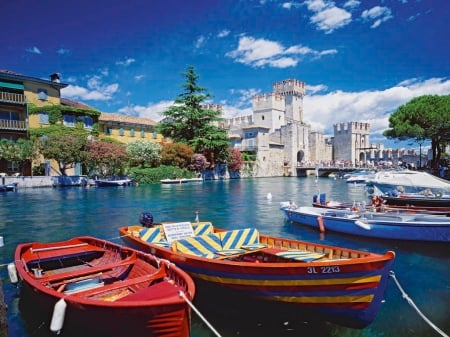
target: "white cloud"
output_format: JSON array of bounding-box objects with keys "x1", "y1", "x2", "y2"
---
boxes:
[
  {"x1": 217, "y1": 30, "x2": 230, "y2": 38},
  {"x1": 56, "y1": 48, "x2": 71, "y2": 55},
  {"x1": 361, "y1": 6, "x2": 393, "y2": 28},
  {"x1": 304, "y1": 0, "x2": 352, "y2": 33},
  {"x1": 125, "y1": 100, "x2": 174, "y2": 121},
  {"x1": 226, "y1": 36, "x2": 337, "y2": 68},
  {"x1": 281, "y1": 2, "x2": 301, "y2": 10},
  {"x1": 116, "y1": 58, "x2": 136, "y2": 66},
  {"x1": 306, "y1": 84, "x2": 328, "y2": 94},
  {"x1": 343, "y1": 0, "x2": 360, "y2": 10},
  {"x1": 26, "y1": 46, "x2": 41, "y2": 54},
  {"x1": 303, "y1": 77, "x2": 450, "y2": 144},
  {"x1": 195, "y1": 35, "x2": 206, "y2": 48},
  {"x1": 62, "y1": 75, "x2": 119, "y2": 101}
]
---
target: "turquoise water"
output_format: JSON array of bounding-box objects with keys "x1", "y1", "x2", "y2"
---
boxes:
[{"x1": 0, "y1": 177, "x2": 448, "y2": 337}]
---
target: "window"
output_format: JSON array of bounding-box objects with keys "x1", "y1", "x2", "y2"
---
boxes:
[
  {"x1": 37, "y1": 88, "x2": 48, "y2": 101},
  {"x1": 39, "y1": 112, "x2": 49, "y2": 124},
  {"x1": 140, "y1": 130, "x2": 145, "y2": 138},
  {"x1": 152, "y1": 131, "x2": 157, "y2": 139},
  {"x1": 130, "y1": 128, "x2": 135, "y2": 137},
  {"x1": 7, "y1": 161, "x2": 19, "y2": 172},
  {"x1": 63, "y1": 115, "x2": 75, "y2": 127},
  {"x1": 119, "y1": 128, "x2": 124, "y2": 136},
  {"x1": 106, "y1": 127, "x2": 113, "y2": 135},
  {"x1": 0, "y1": 111, "x2": 20, "y2": 121},
  {"x1": 84, "y1": 117, "x2": 93, "y2": 129}
]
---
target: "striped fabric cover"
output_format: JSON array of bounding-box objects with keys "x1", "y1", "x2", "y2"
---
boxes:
[
  {"x1": 139, "y1": 227, "x2": 169, "y2": 247},
  {"x1": 192, "y1": 222, "x2": 214, "y2": 236},
  {"x1": 276, "y1": 250, "x2": 325, "y2": 262},
  {"x1": 172, "y1": 233, "x2": 222, "y2": 258},
  {"x1": 219, "y1": 228, "x2": 261, "y2": 250}
]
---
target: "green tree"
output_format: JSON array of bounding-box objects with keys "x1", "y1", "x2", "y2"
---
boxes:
[
  {"x1": 39, "y1": 134, "x2": 88, "y2": 175},
  {"x1": 0, "y1": 138, "x2": 39, "y2": 174},
  {"x1": 383, "y1": 95, "x2": 450, "y2": 169},
  {"x1": 126, "y1": 140, "x2": 162, "y2": 168},
  {"x1": 158, "y1": 66, "x2": 230, "y2": 167}
]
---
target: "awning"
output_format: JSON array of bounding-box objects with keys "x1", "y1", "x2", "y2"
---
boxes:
[{"x1": 0, "y1": 81, "x2": 24, "y2": 90}]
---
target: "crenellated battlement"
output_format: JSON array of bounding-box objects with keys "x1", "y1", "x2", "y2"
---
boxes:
[
  {"x1": 334, "y1": 121, "x2": 370, "y2": 134},
  {"x1": 273, "y1": 79, "x2": 305, "y2": 97}
]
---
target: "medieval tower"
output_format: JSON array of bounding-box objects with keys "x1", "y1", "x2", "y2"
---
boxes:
[
  {"x1": 252, "y1": 79, "x2": 310, "y2": 175},
  {"x1": 333, "y1": 122, "x2": 370, "y2": 165}
]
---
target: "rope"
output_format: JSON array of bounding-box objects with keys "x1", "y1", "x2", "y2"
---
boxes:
[
  {"x1": 178, "y1": 290, "x2": 222, "y2": 337},
  {"x1": 389, "y1": 271, "x2": 448, "y2": 337}
]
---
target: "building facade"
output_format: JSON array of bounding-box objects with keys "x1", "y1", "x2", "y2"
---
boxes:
[{"x1": 0, "y1": 70, "x2": 67, "y2": 175}]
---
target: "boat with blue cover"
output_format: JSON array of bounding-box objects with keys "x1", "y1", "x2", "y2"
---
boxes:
[{"x1": 280, "y1": 203, "x2": 450, "y2": 242}]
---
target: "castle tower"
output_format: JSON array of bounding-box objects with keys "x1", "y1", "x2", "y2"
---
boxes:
[
  {"x1": 333, "y1": 122, "x2": 370, "y2": 165},
  {"x1": 272, "y1": 79, "x2": 305, "y2": 122}
]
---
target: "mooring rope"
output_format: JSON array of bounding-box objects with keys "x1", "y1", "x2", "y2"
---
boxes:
[
  {"x1": 178, "y1": 290, "x2": 222, "y2": 337},
  {"x1": 389, "y1": 271, "x2": 448, "y2": 337}
]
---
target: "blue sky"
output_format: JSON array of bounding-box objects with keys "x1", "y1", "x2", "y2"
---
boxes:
[{"x1": 2, "y1": 0, "x2": 450, "y2": 150}]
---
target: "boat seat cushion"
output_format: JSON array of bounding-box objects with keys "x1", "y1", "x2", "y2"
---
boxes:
[
  {"x1": 139, "y1": 227, "x2": 169, "y2": 247},
  {"x1": 172, "y1": 233, "x2": 222, "y2": 258},
  {"x1": 275, "y1": 250, "x2": 326, "y2": 262},
  {"x1": 192, "y1": 222, "x2": 214, "y2": 235},
  {"x1": 219, "y1": 228, "x2": 264, "y2": 250}
]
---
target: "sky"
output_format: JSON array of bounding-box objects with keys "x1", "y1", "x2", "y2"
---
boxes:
[{"x1": 2, "y1": 0, "x2": 450, "y2": 150}]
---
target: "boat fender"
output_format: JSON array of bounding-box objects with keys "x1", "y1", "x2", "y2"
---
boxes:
[
  {"x1": 50, "y1": 298, "x2": 67, "y2": 334},
  {"x1": 316, "y1": 216, "x2": 325, "y2": 233},
  {"x1": 355, "y1": 220, "x2": 371, "y2": 230},
  {"x1": 7, "y1": 263, "x2": 18, "y2": 284}
]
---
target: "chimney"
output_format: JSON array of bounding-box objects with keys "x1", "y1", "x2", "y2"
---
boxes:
[{"x1": 50, "y1": 73, "x2": 61, "y2": 83}]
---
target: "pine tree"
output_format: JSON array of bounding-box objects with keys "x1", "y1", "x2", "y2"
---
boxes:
[{"x1": 159, "y1": 66, "x2": 230, "y2": 166}]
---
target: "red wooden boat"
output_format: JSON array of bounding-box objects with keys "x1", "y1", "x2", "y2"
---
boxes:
[
  {"x1": 119, "y1": 220, "x2": 395, "y2": 329},
  {"x1": 13, "y1": 236, "x2": 195, "y2": 337}
]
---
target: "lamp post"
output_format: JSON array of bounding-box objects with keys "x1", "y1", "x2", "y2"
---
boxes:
[{"x1": 417, "y1": 137, "x2": 424, "y2": 169}]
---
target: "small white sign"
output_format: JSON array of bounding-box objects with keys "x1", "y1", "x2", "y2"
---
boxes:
[{"x1": 163, "y1": 222, "x2": 194, "y2": 243}]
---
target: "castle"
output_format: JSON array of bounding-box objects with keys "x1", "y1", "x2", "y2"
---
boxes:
[{"x1": 222, "y1": 78, "x2": 380, "y2": 176}]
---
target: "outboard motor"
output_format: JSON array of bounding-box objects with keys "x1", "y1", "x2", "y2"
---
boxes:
[{"x1": 139, "y1": 212, "x2": 154, "y2": 228}]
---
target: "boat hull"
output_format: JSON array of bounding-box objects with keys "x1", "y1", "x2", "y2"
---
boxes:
[
  {"x1": 160, "y1": 178, "x2": 203, "y2": 184},
  {"x1": 282, "y1": 206, "x2": 450, "y2": 242},
  {"x1": 382, "y1": 195, "x2": 450, "y2": 209},
  {"x1": 95, "y1": 178, "x2": 134, "y2": 187},
  {"x1": 15, "y1": 237, "x2": 194, "y2": 337},
  {"x1": 119, "y1": 225, "x2": 395, "y2": 328}
]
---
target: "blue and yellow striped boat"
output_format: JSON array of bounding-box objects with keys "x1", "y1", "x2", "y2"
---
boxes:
[{"x1": 119, "y1": 221, "x2": 395, "y2": 329}]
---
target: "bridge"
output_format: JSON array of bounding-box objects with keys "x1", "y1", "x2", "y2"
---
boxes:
[{"x1": 295, "y1": 166, "x2": 359, "y2": 177}]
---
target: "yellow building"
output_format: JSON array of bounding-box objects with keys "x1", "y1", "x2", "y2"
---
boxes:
[
  {"x1": 99, "y1": 113, "x2": 164, "y2": 143},
  {"x1": 1, "y1": 70, "x2": 165, "y2": 177},
  {"x1": 0, "y1": 70, "x2": 67, "y2": 175}
]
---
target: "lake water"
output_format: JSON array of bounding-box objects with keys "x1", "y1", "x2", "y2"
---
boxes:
[{"x1": 0, "y1": 177, "x2": 448, "y2": 337}]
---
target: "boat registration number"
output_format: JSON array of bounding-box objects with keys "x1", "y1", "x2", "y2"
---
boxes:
[{"x1": 307, "y1": 266, "x2": 340, "y2": 274}]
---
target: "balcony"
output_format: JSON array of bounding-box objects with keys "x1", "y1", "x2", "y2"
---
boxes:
[
  {"x1": 0, "y1": 119, "x2": 27, "y2": 131},
  {"x1": 0, "y1": 91, "x2": 27, "y2": 105}
]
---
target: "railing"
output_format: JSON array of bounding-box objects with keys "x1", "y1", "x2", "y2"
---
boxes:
[
  {"x1": 239, "y1": 146, "x2": 258, "y2": 152},
  {"x1": 0, "y1": 119, "x2": 27, "y2": 130},
  {"x1": 0, "y1": 91, "x2": 27, "y2": 104}
]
